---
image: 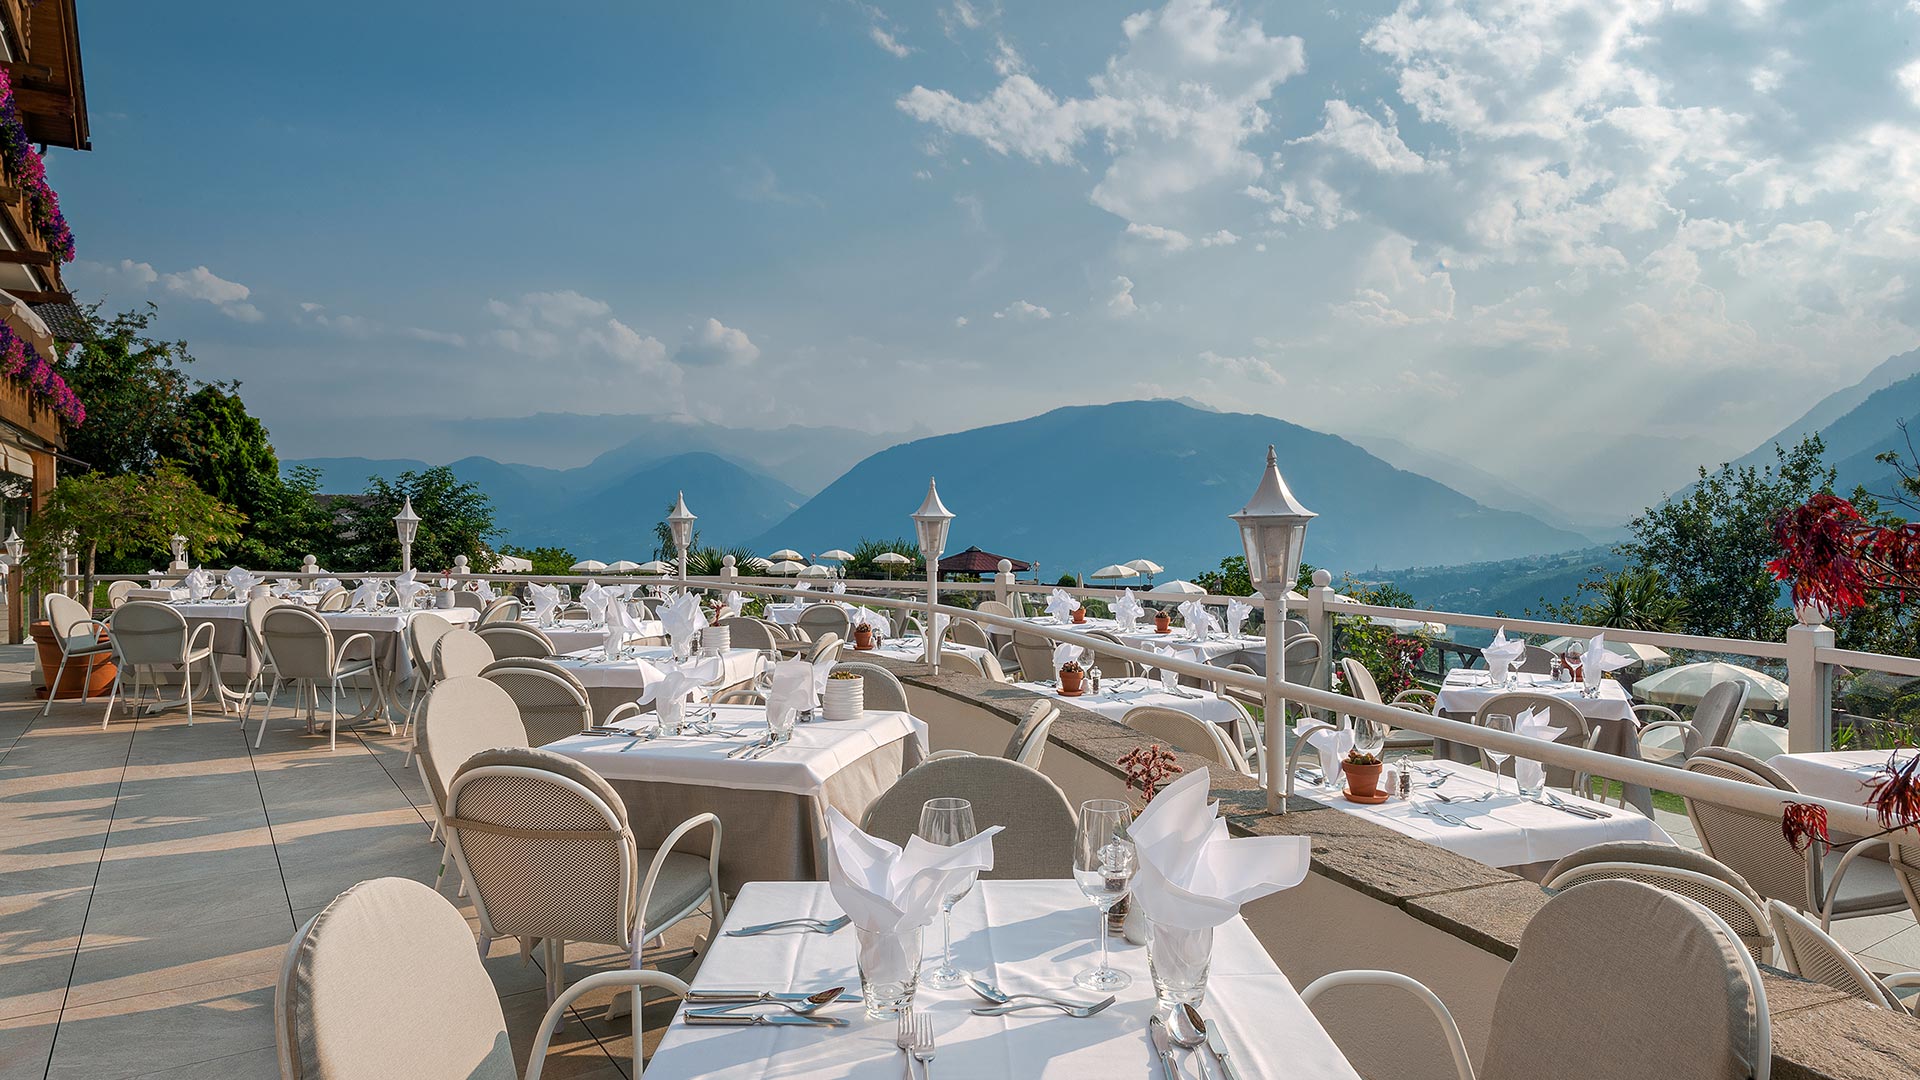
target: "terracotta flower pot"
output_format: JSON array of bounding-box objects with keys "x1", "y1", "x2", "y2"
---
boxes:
[
  {"x1": 1059, "y1": 667, "x2": 1085, "y2": 694},
  {"x1": 1342, "y1": 760, "x2": 1383, "y2": 798},
  {"x1": 1154, "y1": 614, "x2": 1171, "y2": 634},
  {"x1": 1071, "y1": 608, "x2": 1087, "y2": 624},
  {"x1": 853, "y1": 625, "x2": 875, "y2": 651},
  {"x1": 31, "y1": 619, "x2": 116, "y2": 701}
]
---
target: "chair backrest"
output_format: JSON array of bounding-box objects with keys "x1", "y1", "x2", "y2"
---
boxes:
[
  {"x1": 45, "y1": 592, "x2": 92, "y2": 639},
  {"x1": 105, "y1": 579, "x2": 135, "y2": 609},
  {"x1": 479, "y1": 596, "x2": 521, "y2": 625},
  {"x1": 808, "y1": 634, "x2": 843, "y2": 667},
  {"x1": 476, "y1": 622, "x2": 554, "y2": 661},
  {"x1": 796, "y1": 604, "x2": 851, "y2": 640},
  {"x1": 1692, "y1": 681, "x2": 1750, "y2": 751},
  {"x1": 1010, "y1": 633, "x2": 1056, "y2": 683},
  {"x1": 446, "y1": 746, "x2": 635, "y2": 947},
  {"x1": 939, "y1": 650, "x2": 987, "y2": 677},
  {"x1": 1002, "y1": 699, "x2": 1058, "y2": 768},
  {"x1": 1683, "y1": 747, "x2": 1815, "y2": 911},
  {"x1": 407, "y1": 612, "x2": 454, "y2": 678},
  {"x1": 451, "y1": 590, "x2": 485, "y2": 612},
  {"x1": 262, "y1": 605, "x2": 338, "y2": 680},
  {"x1": 1544, "y1": 841, "x2": 1773, "y2": 963},
  {"x1": 108, "y1": 601, "x2": 190, "y2": 665},
  {"x1": 275, "y1": 876, "x2": 514, "y2": 1080},
  {"x1": 1480, "y1": 879, "x2": 1768, "y2": 1080},
  {"x1": 1082, "y1": 630, "x2": 1139, "y2": 678},
  {"x1": 948, "y1": 618, "x2": 993, "y2": 651},
  {"x1": 1337, "y1": 657, "x2": 1382, "y2": 704},
  {"x1": 1281, "y1": 633, "x2": 1322, "y2": 682},
  {"x1": 244, "y1": 594, "x2": 281, "y2": 652},
  {"x1": 717, "y1": 616, "x2": 775, "y2": 652},
  {"x1": 1766, "y1": 899, "x2": 1903, "y2": 1010},
  {"x1": 829, "y1": 661, "x2": 910, "y2": 712},
  {"x1": 976, "y1": 600, "x2": 1014, "y2": 620},
  {"x1": 1472, "y1": 691, "x2": 1591, "y2": 789},
  {"x1": 480, "y1": 659, "x2": 594, "y2": 746},
  {"x1": 414, "y1": 677, "x2": 530, "y2": 818},
  {"x1": 316, "y1": 588, "x2": 349, "y2": 612},
  {"x1": 861, "y1": 757, "x2": 1075, "y2": 879},
  {"x1": 1121, "y1": 705, "x2": 1250, "y2": 774},
  {"x1": 1517, "y1": 644, "x2": 1555, "y2": 674},
  {"x1": 432, "y1": 629, "x2": 494, "y2": 681}
]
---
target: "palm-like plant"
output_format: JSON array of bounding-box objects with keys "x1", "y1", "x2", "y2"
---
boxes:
[{"x1": 1580, "y1": 567, "x2": 1687, "y2": 632}]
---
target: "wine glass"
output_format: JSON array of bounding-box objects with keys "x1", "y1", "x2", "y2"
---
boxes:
[
  {"x1": 1073, "y1": 798, "x2": 1136, "y2": 992},
  {"x1": 917, "y1": 798, "x2": 978, "y2": 990},
  {"x1": 1353, "y1": 714, "x2": 1389, "y2": 760},
  {"x1": 1483, "y1": 713, "x2": 1515, "y2": 795}
]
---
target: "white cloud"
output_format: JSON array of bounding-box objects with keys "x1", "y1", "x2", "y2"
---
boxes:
[
  {"x1": 403, "y1": 327, "x2": 467, "y2": 347},
  {"x1": 993, "y1": 299, "x2": 1052, "y2": 320},
  {"x1": 114, "y1": 258, "x2": 158, "y2": 285},
  {"x1": 1334, "y1": 234, "x2": 1456, "y2": 326},
  {"x1": 870, "y1": 26, "x2": 912, "y2": 58},
  {"x1": 487, "y1": 289, "x2": 611, "y2": 330},
  {"x1": 1291, "y1": 100, "x2": 1432, "y2": 174},
  {"x1": 854, "y1": 2, "x2": 914, "y2": 57},
  {"x1": 1198, "y1": 229, "x2": 1240, "y2": 247},
  {"x1": 155, "y1": 265, "x2": 264, "y2": 322},
  {"x1": 1106, "y1": 275, "x2": 1139, "y2": 316},
  {"x1": 1199, "y1": 349, "x2": 1283, "y2": 384},
  {"x1": 1125, "y1": 222, "x2": 1191, "y2": 251},
  {"x1": 1900, "y1": 58, "x2": 1920, "y2": 109},
  {"x1": 954, "y1": 315, "x2": 969, "y2": 327},
  {"x1": 674, "y1": 317, "x2": 761, "y2": 366},
  {"x1": 486, "y1": 290, "x2": 675, "y2": 379}
]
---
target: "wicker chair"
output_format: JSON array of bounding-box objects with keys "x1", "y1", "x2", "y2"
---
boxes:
[
  {"x1": 480, "y1": 658, "x2": 594, "y2": 746},
  {"x1": 1081, "y1": 629, "x2": 1139, "y2": 678},
  {"x1": 939, "y1": 650, "x2": 987, "y2": 677},
  {"x1": 444, "y1": 746, "x2": 723, "y2": 1060},
  {"x1": 948, "y1": 618, "x2": 994, "y2": 652},
  {"x1": 807, "y1": 634, "x2": 843, "y2": 667},
  {"x1": 1516, "y1": 644, "x2": 1555, "y2": 675},
  {"x1": 479, "y1": 596, "x2": 522, "y2": 625},
  {"x1": 976, "y1": 600, "x2": 1016, "y2": 621},
  {"x1": 414, "y1": 677, "x2": 529, "y2": 871},
  {"x1": 1122, "y1": 704, "x2": 1250, "y2": 774},
  {"x1": 274, "y1": 875, "x2": 688, "y2": 1080},
  {"x1": 41, "y1": 593, "x2": 114, "y2": 718},
  {"x1": 1543, "y1": 841, "x2": 1773, "y2": 963},
  {"x1": 1010, "y1": 627, "x2": 1056, "y2": 684},
  {"x1": 432, "y1": 629, "x2": 494, "y2": 680},
  {"x1": 828, "y1": 661, "x2": 910, "y2": 712},
  {"x1": 715, "y1": 615, "x2": 777, "y2": 653},
  {"x1": 101, "y1": 600, "x2": 220, "y2": 728},
  {"x1": 316, "y1": 588, "x2": 350, "y2": 612},
  {"x1": 795, "y1": 604, "x2": 852, "y2": 643},
  {"x1": 1303, "y1": 879, "x2": 1770, "y2": 1080},
  {"x1": 861, "y1": 756, "x2": 1074, "y2": 878},
  {"x1": 1641, "y1": 681, "x2": 1748, "y2": 766},
  {"x1": 104, "y1": 579, "x2": 135, "y2": 609},
  {"x1": 476, "y1": 622, "x2": 555, "y2": 661},
  {"x1": 1683, "y1": 747, "x2": 1908, "y2": 927},
  {"x1": 254, "y1": 606, "x2": 384, "y2": 751},
  {"x1": 1767, "y1": 899, "x2": 1920, "y2": 1013},
  {"x1": 451, "y1": 589, "x2": 486, "y2": 613}
]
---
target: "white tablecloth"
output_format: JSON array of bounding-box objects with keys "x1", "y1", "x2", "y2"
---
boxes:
[
  {"x1": 1768, "y1": 750, "x2": 1914, "y2": 807},
  {"x1": 1295, "y1": 760, "x2": 1669, "y2": 869},
  {"x1": 1013, "y1": 676, "x2": 1245, "y2": 727},
  {"x1": 532, "y1": 617, "x2": 665, "y2": 655},
  {"x1": 768, "y1": 601, "x2": 894, "y2": 636},
  {"x1": 168, "y1": 600, "x2": 478, "y2": 637},
  {"x1": 1435, "y1": 669, "x2": 1637, "y2": 724},
  {"x1": 547, "y1": 704, "x2": 927, "y2": 797},
  {"x1": 869, "y1": 639, "x2": 993, "y2": 666},
  {"x1": 644, "y1": 879, "x2": 1362, "y2": 1080},
  {"x1": 1018, "y1": 615, "x2": 1257, "y2": 664},
  {"x1": 548, "y1": 646, "x2": 761, "y2": 692}
]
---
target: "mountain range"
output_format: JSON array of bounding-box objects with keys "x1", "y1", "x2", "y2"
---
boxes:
[{"x1": 1731, "y1": 347, "x2": 1920, "y2": 498}]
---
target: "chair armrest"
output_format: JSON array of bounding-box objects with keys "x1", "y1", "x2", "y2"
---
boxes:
[
  {"x1": 1635, "y1": 720, "x2": 1699, "y2": 759},
  {"x1": 928, "y1": 748, "x2": 978, "y2": 761},
  {"x1": 524, "y1": 969, "x2": 689, "y2": 1080},
  {"x1": 637, "y1": 812, "x2": 724, "y2": 938},
  {"x1": 1821, "y1": 836, "x2": 1893, "y2": 930},
  {"x1": 1633, "y1": 704, "x2": 1683, "y2": 726},
  {"x1": 603, "y1": 701, "x2": 648, "y2": 726},
  {"x1": 1391, "y1": 689, "x2": 1437, "y2": 713},
  {"x1": 1300, "y1": 970, "x2": 1475, "y2": 1080},
  {"x1": 333, "y1": 632, "x2": 379, "y2": 669},
  {"x1": 187, "y1": 620, "x2": 218, "y2": 656}
]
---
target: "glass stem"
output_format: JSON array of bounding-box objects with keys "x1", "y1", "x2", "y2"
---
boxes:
[
  {"x1": 1098, "y1": 904, "x2": 1110, "y2": 973},
  {"x1": 942, "y1": 904, "x2": 955, "y2": 972}
]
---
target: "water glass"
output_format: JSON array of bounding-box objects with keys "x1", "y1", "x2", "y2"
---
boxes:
[
  {"x1": 917, "y1": 798, "x2": 978, "y2": 990},
  {"x1": 1147, "y1": 921, "x2": 1214, "y2": 1012},
  {"x1": 1073, "y1": 799, "x2": 1136, "y2": 992},
  {"x1": 855, "y1": 926, "x2": 922, "y2": 1019},
  {"x1": 1483, "y1": 713, "x2": 1514, "y2": 795},
  {"x1": 657, "y1": 698, "x2": 686, "y2": 737}
]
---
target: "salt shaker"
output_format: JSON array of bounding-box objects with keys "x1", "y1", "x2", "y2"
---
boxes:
[
  {"x1": 1089, "y1": 665, "x2": 1103, "y2": 693},
  {"x1": 1398, "y1": 766, "x2": 1413, "y2": 798}
]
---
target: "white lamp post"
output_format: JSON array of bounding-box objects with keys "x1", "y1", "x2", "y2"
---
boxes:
[
  {"x1": 393, "y1": 496, "x2": 421, "y2": 573},
  {"x1": 5, "y1": 528, "x2": 21, "y2": 644},
  {"x1": 911, "y1": 478, "x2": 954, "y2": 670},
  {"x1": 1230, "y1": 444, "x2": 1316, "y2": 813},
  {"x1": 667, "y1": 491, "x2": 697, "y2": 596}
]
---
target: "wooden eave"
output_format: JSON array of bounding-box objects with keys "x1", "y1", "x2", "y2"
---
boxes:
[{"x1": 12, "y1": 0, "x2": 86, "y2": 151}]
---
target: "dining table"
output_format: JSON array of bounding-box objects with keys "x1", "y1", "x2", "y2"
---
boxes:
[
  {"x1": 1767, "y1": 749, "x2": 1913, "y2": 807},
  {"x1": 1017, "y1": 614, "x2": 1259, "y2": 665},
  {"x1": 1432, "y1": 668, "x2": 1653, "y2": 816},
  {"x1": 1292, "y1": 758, "x2": 1670, "y2": 874},
  {"x1": 546, "y1": 704, "x2": 927, "y2": 893},
  {"x1": 529, "y1": 616, "x2": 666, "y2": 655},
  {"x1": 767, "y1": 600, "x2": 895, "y2": 636},
  {"x1": 641, "y1": 878, "x2": 1363, "y2": 1079},
  {"x1": 1013, "y1": 675, "x2": 1247, "y2": 732},
  {"x1": 546, "y1": 645, "x2": 763, "y2": 721}
]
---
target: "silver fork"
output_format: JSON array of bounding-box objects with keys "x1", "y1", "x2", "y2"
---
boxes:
[
  {"x1": 896, "y1": 1013, "x2": 918, "y2": 1079},
  {"x1": 912, "y1": 1013, "x2": 936, "y2": 1078}
]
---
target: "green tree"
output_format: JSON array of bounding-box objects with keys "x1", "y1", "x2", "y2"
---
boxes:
[
  {"x1": 1532, "y1": 566, "x2": 1688, "y2": 633},
  {"x1": 1194, "y1": 554, "x2": 1252, "y2": 596},
  {"x1": 497, "y1": 544, "x2": 578, "y2": 576},
  {"x1": 340, "y1": 466, "x2": 498, "y2": 572},
  {"x1": 55, "y1": 304, "x2": 200, "y2": 477},
  {"x1": 162, "y1": 386, "x2": 334, "y2": 566},
  {"x1": 1621, "y1": 437, "x2": 1832, "y2": 641},
  {"x1": 651, "y1": 504, "x2": 701, "y2": 564},
  {"x1": 687, "y1": 546, "x2": 765, "y2": 577},
  {"x1": 842, "y1": 538, "x2": 922, "y2": 579},
  {"x1": 23, "y1": 465, "x2": 243, "y2": 599}
]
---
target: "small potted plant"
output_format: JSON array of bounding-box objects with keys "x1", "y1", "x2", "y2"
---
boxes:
[
  {"x1": 1153, "y1": 609, "x2": 1172, "y2": 634},
  {"x1": 1071, "y1": 606, "x2": 1087, "y2": 624},
  {"x1": 823, "y1": 669, "x2": 864, "y2": 721},
  {"x1": 1058, "y1": 659, "x2": 1086, "y2": 695},
  {"x1": 1341, "y1": 748, "x2": 1385, "y2": 799},
  {"x1": 853, "y1": 623, "x2": 875, "y2": 650},
  {"x1": 1114, "y1": 743, "x2": 1183, "y2": 942}
]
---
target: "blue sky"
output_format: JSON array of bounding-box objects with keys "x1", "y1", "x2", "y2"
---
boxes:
[{"x1": 51, "y1": 1, "x2": 1920, "y2": 514}]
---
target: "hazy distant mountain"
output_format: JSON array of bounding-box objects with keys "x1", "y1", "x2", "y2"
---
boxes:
[
  {"x1": 748, "y1": 400, "x2": 1589, "y2": 579},
  {"x1": 1378, "y1": 546, "x2": 1628, "y2": 619},
  {"x1": 1736, "y1": 347, "x2": 1920, "y2": 472},
  {"x1": 1347, "y1": 432, "x2": 1603, "y2": 536},
  {"x1": 1723, "y1": 352, "x2": 1920, "y2": 503},
  {"x1": 285, "y1": 451, "x2": 802, "y2": 560}
]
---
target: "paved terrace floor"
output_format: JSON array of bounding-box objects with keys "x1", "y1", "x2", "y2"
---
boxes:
[{"x1": 2, "y1": 646, "x2": 1917, "y2": 1079}]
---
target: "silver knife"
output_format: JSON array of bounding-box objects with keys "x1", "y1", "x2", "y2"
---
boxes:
[
  {"x1": 685, "y1": 988, "x2": 860, "y2": 1003},
  {"x1": 682, "y1": 1012, "x2": 847, "y2": 1027},
  {"x1": 1203, "y1": 1020, "x2": 1246, "y2": 1080},
  {"x1": 726, "y1": 735, "x2": 772, "y2": 759},
  {"x1": 1149, "y1": 1016, "x2": 1181, "y2": 1080}
]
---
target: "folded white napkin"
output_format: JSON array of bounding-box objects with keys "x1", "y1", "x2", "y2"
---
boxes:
[
  {"x1": 831, "y1": 581, "x2": 846, "y2": 595},
  {"x1": 764, "y1": 657, "x2": 825, "y2": 727},
  {"x1": 1304, "y1": 723, "x2": 1356, "y2": 778},
  {"x1": 1513, "y1": 706, "x2": 1567, "y2": 790},
  {"x1": 225, "y1": 567, "x2": 255, "y2": 594},
  {"x1": 183, "y1": 567, "x2": 213, "y2": 601},
  {"x1": 580, "y1": 581, "x2": 610, "y2": 623},
  {"x1": 313, "y1": 577, "x2": 340, "y2": 596},
  {"x1": 438, "y1": 572, "x2": 457, "y2": 592},
  {"x1": 349, "y1": 579, "x2": 384, "y2": 610},
  {"x1": 1581, "y1": 633, "x2": 1634, "y2": 691},
  {"x1": 1151, "y1": 647, "x2": 1180, "y2": 693},
  {"x1": 1045, "y1": 588, "x2": 1078, "y2": 623},
  {"x1": 146, "y1": 569, "x2": 162, "y2": 588},
  {"x1": 849, "y1": 607, "x2": 887, "y2": 631},
  {"x1": 1483, "y1": 627, "x2": 1525, "y2": 682},
  {"x1": 1179, "y1": 600, "x2": 1218, "y2": 640},
  {"x1": 1226, "y1": 598, "x2": 1253, "y2": 639},
  {"x1": 473, "y1": 579, "x2": 496, "y2": 603},
  {"x1": 528, "y1": 582, "x2": 562, "y2": 624},
  {"x1": 1114, "y1": 589, "x2": 1144, "y2": 630},
  {"x1": 392, "y1": 570, "x2": 426, "y2": 608},
  {"x1": 636, "y1": 655, "x2": 723, "y2": 730},
  {"x1": 659, "y1": 593, "x2": 708, "y2": 654},
  {"x1": 724, "y1": 590, "x2": 745, "y2": 616},
  {"x1": 1129, "y1": 769, "x2": 1310, "y2": 930},
  {"x1": 604, "y1": 600, "x2": 643, "y2": 661},
  {"x1": 824, "y1": 808, "x2": 1002, "y2": 933},
  {"x1": 794, "y1": 580, "x2": 813, "y2": 593},
  {"x1": 1052, "y1": 642, "x2": 1084, "y2": 672}
]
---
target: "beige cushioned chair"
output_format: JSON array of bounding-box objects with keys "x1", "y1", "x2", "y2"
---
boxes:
[
  {"x1": 43, "y1": 592, "x2": 114, "y2": 719},
  {"x1": 101, "y1": 600, "x2": 220, "y2": 728},
  {"x1": 1767, "y1": 898, "x2": 1920, "y2": 1013},
  {"x1": 1544, "y1": 840, "x2": 1773, "y2": 962},
  {"x1": 275, "y1": 875, "x2": 687, "y2": 1080},
  {"x1": 1641, "y1": 680, "x2": 1748, "y2": 766},
  {"x1": 1121, "y1": 704, "x2": 1250, "y2": 775},
  {"x1": 861, "y1": 756, "x2": 1074, "y2": 878},
  {"x1": 828, "y1": 660, "x2": 910, "y2": 712},
  {"x1": 414, "y1": 677, "x2": 530, "y2": 888},
  {"x1": 479, "y1": 596, "x2": 522, "y2": 624},
  {"x1": 480, "y1": 658, "x2": 595, "y2": 746},
  {"x1": 432, "y1": 628, "x2": 494, "y2": 680},
  {"x1": 477, "y1": 622, "x2": 556, "y2": 661},
  {"x1": 254, "y1": 606, "x2": 383, "y2": 752},
  {"x1": 1304, "y1": 879, "x2": 1770, "y2": 1079}
]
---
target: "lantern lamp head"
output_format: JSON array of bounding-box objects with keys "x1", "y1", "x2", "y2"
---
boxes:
[
  {"x1": 1228, "y1": 445, "x2": 1316, "y2": 593},
  {"x1": 910, "y1": 478, "x2": 955, "y2": 562}
]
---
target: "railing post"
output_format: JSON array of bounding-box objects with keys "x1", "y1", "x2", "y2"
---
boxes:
[
  {"x1": 721, "y1": 555, "x2": 737, "y2": 580},
  {"x1": 1786, "y1": 605, "x2": 1834, "y2": 753},
  {"x1": 994, "y1": 558, "x2": 1012, "y2": 611},
  {"x1": 1307, "y1": 569, "x2": 1335, "y2": 694}
]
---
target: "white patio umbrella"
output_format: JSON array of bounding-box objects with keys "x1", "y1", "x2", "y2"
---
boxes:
[
  {"x1": 569, "y1": 560, "x2": 609, "y2": 573},
  {"x1": 818, "y1": 549, "x2": 855, "y2": 562},
  {"x1": 1090, "y1": 564, "x2": 1140, "y2": 581},
  {"x1": 1145, "y1": 579, "x2": 1206, "y2": 597},
  {"x1": 798, "y1": 564, "x2": 834, "y2": 578},
  {"x1": 1125, "y1": 559, "x2": 1163, "y2": 586},
  {"x1": 1634, "y1": 662, "x2": 1788, "y2": 711},
  {"x1": 1541, "y1": 635, "x2": 1670, "y2": 668},
  {"x1": 741, "y1": 556, "x2": 773, "y2": 572},
  {"x1": 770, "y1": 560, "x2": 807, "y2": 576},
  {"x1": 494, "y1": 554, "x2": 533, "y2": 573},
  {"x1": 605, "y1": 560, "x2": 643, "y2": 574},
  {"x1": 769, "y1": 549, "x2": 804, "y2": 563},
  {"x1": 874, "y1": 552, "x2": 911, "y2": 580},
  {"x1": 636, "y1": 561, "x2": 673, "y2": 575}
]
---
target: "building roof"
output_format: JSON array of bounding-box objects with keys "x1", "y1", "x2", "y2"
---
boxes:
[
  {"x1": 29, "y1": 300, "x2": 86, "y2": 342},
  {"x1": 937, "y1": 546, "x2": 1031, "y2": 575}
]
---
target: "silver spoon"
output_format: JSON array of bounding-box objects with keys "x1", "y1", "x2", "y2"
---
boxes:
[
  {"x1": 965, "y1": 976, "x2": 1103, "y2": 1009},
  {"x1": 688, "y1": 986, "x2": 846, "y2": 1016},
  {"x1": 1169, "y1": 1004, "x2": 1217, "y2": 1079},
  {"x1": 970, "y1": 996, "x2": 1115, "y2": 1017}
]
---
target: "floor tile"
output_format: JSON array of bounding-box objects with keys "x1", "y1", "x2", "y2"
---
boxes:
[{"x1": 45, "y1": 973, "x2": 277, "y2": 1080}]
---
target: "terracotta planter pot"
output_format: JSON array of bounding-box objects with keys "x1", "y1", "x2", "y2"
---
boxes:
[
  {"x1": 31, "y1": 619, "x2": 116, "y2": 700},
  {"x1": 1071, "y1": 608, "x2": 1087, "y2": 624},
  {"x1": 1342, "y1": 760, "x2": 1383, "y2": 798},
  {"x1": 1154, "y1": 614, "x2": 1171, "y2": 634},
  {"x1": 854, "y1": 625, "x2": 875, "y2": 650},
  {"x1": 1059, "y1": 667, "x2": 1085, "y2": 694}
]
